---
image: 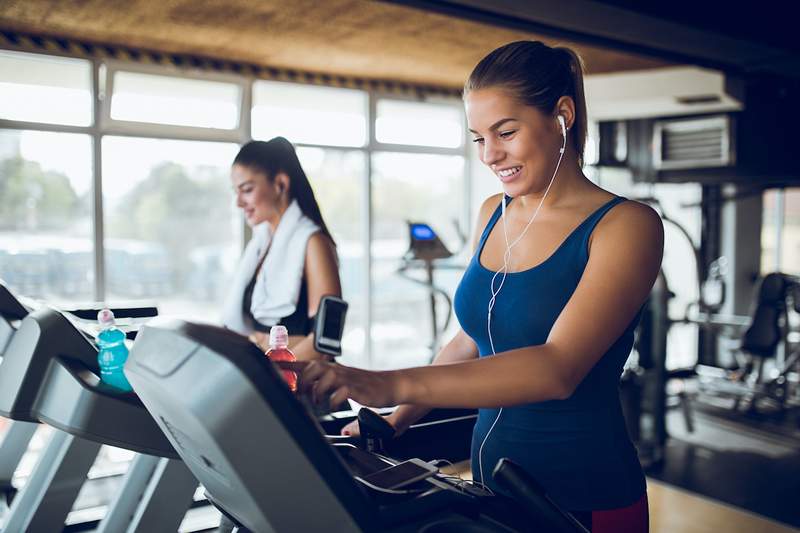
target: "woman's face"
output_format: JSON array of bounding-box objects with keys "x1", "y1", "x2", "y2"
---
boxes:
[
  {"x1": 231, "y1": 164, "x2": 281, "y2": 227},
  {"x1": 465, "y1": 87, "x2": 563, "y2": 198}
]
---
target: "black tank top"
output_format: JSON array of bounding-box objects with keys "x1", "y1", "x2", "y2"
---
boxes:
[{"x1": 242, "y1": 274, "x2": 314, "y2": 336}]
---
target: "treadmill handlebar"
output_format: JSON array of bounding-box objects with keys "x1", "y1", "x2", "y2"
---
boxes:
[
  {"x1": 325, "y1": 434, "x2": 359, "y2": 445},
  {"x1": 0, "y1": 282, "x2": 29, "y2": 320},
  {"x1": 0, "y1": 281, "x2": 159, "y2": 322},
  {"x1": 358, "y1": 407, "x2": 395, "y2": 454},
  {"x1": 358, "y1": 408, "x2": 396, "y2": 439},
  {"x1": 64, "y1": 305, "x2": 159, "y2": 321},
  {"x1": 492, "y1": 458, "x2": 590, "y2": 533}
]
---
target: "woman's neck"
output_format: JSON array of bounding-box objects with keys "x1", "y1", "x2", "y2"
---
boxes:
[
  {"x1": 266, "y1": 198, "x2": 292, "y2": 233},
  {"x1": 514, "y1": 160, "x2": 593, "y2": 211}
]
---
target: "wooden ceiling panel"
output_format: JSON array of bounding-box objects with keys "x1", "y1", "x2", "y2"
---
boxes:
[{"x1": 0, "y1": 0, "x2": 674, "y2": 87}]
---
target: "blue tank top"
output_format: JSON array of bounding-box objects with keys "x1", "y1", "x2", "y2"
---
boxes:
[{"x1": 453, "y1": 195, "x2": 645, "y2": 511}]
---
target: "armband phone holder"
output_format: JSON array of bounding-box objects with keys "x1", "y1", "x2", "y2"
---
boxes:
[{"x1": 314, "y1": 295, "x2": 348, "y2": 358}]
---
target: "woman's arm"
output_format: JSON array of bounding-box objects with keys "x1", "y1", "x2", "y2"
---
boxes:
[
  {"x1": 290, "y1": 232, "x2": 342, "y2": 361},
  {"x1": 386, "y1": 329, "x2": 478, "y2": 434},
  {"x1": 291, "y1": 201, "x2": 664, "y2": 409},
  {"x1": 248, "y1": 232, "x2": 341, "y2": 359},
  {"x1": 387, "y1": 193, "x2": 500, "y2": 431},
  {"x1": 337, "y1": 328, "x2": 479, "y2": 437}
]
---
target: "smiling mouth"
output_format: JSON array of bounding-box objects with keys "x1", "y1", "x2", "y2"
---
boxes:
[{"x1": 497, "y1": 166, "x2": 522, "y2": 182}]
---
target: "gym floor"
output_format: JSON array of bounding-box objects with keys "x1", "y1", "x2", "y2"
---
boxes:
[
  {"x1": 646, "y1": 399, "x2": 800, "y2": 531},
  {"x1": 647, "y1": 479, "x2": 795, "y2": 533}
]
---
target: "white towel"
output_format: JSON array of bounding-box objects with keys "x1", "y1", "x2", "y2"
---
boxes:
[{"x1": 221, "y1": 200, "x2": 319, "y2": 335}]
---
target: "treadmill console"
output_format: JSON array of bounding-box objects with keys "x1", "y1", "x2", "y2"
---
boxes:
[
  {"x1": 126, "y1": 320, "x2": 520, "y2": 532},
  {"x1": 406, "y1": 222, "x2": 453, "y2": 263}
]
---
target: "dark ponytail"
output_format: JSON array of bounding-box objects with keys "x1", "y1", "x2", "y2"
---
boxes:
[
  {"x1": 465, "y1": 41, "x2": 588, "y2": 167},
  {"x1": 233, "y1": 137, "x2": 335, "y2": 246}
]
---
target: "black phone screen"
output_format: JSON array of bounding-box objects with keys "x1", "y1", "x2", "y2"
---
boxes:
[
  {"x1": 322, "y1": 299, "x2": 346, "y2": 339},
  {"x1": 315, "y1": 296, "x2": 348, "y2": 357}
]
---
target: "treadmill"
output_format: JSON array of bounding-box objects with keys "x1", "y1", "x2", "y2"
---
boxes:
[
  {"x1": 0, "y1": 286, "x2": 196, "y2": 532},
  {"x1": 126, "y1": 319, "x2": 545, "y2": 532},
  {"x1": 0, "y1": 283, "x2": 38, "y2": 508},
  {"x1": 397, "y1": 222, "x2": 459, "y2": 358}
]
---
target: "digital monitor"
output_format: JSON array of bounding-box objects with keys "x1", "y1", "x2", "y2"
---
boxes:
[{"x1": 410, "y1": 224, "x2": 436, "y2": 241}]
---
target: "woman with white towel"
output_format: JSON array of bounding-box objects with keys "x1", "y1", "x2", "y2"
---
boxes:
[{"x1": 221, "y1": 137, "x2": 341, "y2": 361}]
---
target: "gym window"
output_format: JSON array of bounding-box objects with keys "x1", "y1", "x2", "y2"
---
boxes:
[{"x1": 0, "y1": 47, "x2": 471, "y2": 369}]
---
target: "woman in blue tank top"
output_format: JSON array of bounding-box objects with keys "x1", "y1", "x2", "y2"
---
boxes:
[{"x1": 287, "y1": 41, "x2": 663, "y2": 532}]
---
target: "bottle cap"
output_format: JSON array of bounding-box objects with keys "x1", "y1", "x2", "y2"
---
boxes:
[
  {"x1": 269, "y1": 325, "x2": 289, "y2": 348},
  {"x1": 97, "y1": 308, "x2": 115, "y2": 327}
]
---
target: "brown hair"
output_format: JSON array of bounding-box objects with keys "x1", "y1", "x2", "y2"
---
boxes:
[{"x1": 465, "y1": 41, "x2": 588, "y2": 166}]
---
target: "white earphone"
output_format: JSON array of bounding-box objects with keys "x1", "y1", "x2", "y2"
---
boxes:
[{"x1": 478, "y1": 114, "x2": 568, "y2": 490}]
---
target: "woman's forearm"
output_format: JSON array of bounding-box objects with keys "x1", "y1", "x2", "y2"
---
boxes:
[
  {"x1": 289, "y1": 333, "x2": 327, "y2": 362},
  {"x1": 390, "y1": 331, "x2": 478, "y2": 433},
  {"x1": 393, "y1": 343, "x2": 569, "y2": 409}
]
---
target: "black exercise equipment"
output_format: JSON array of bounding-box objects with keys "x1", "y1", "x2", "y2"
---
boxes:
[
  {"x1": 492, "y1": 459, "x2": 589, "y2": 533},
  {"x1": 358, "y1": 407, "x2": 396, "y2": 454},
  {"x1": 697, "y1": 272, "x2": 800, "y2": 413}
]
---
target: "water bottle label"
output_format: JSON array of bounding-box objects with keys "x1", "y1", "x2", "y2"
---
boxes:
[{"x1": 100, "y1": 363, "x2": 123, "y2": 374}]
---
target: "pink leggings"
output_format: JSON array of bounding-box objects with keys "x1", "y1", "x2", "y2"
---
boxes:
[{"x1": 572, "y1": 492, "x2": 649, "y2": 533}]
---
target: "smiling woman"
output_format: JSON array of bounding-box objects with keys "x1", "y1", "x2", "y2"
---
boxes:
[
  {"x1": 221, "y1": 137, "x2": 342, "y2": 361},
  {"x1": 293, "y1": 40, "x2": 663, "y2": 533}
]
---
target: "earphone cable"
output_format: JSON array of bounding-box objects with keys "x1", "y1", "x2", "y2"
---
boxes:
[{"x1": 479, "y1": 124, "x2": 567, "y2": 487}]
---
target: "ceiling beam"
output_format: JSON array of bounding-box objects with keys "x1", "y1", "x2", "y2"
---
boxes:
[{"x1": 387, "y1": 0, "x2": 800, "y2": 79}]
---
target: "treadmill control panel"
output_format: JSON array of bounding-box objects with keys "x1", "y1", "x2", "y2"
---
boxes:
[{"x1": 406, "y1": 222, "x2": 453, "y2": 262}]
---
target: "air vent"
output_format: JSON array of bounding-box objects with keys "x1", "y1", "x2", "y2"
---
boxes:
[{"x1": 653, "y1": 115, "x2": 733, "y2": 170}]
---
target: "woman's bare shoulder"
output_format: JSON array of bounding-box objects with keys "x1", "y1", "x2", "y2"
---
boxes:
[
  {"x1": 305, "y1": 231, "x2": 338, "y2": 263},
  {"x1": 470, "y1": 193, "x2": 504, "y2": 250},
  {"x1": 594, "y1": 198, "x2": 663, "y2": 249}
]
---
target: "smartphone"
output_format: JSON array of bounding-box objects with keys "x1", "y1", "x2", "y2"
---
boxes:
[
  {"x1": 314, "y1": 295, "x2": 348, "y2": 357},
  {"x1": 358, "y1": 458, "x2": 438, "y2": 490}
]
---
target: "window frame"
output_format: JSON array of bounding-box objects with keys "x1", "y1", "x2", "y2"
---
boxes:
[
  {"x1": 101, "y1": 59, "x2": 249, "y2": 142},
  {"x1": 0, "y1": 49, "x2": 95, "y2": 128}
]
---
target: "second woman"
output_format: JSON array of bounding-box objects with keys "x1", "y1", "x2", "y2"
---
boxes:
[{"x1": 221, "y1": 137, "x2": 341, "y2": 361}]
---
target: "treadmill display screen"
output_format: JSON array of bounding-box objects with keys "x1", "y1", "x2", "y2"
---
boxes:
[{"x1": 411, "y1": 224, "x2": 435, "y2": 241}]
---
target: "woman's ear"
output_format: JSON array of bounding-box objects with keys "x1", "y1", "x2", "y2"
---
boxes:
[
  {"x1": 275, "y1": 172, "x2": 290, "y2": 196},
  {"x1": 555, "y1": 95, "x2": 576, "y2": 131}
]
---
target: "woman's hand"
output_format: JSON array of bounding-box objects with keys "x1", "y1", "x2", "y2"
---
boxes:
[
  {"x1": 277, "y1": 361, "x2": 403, "y2": 409},
  {"x1": 339, "y1": 411, "x2": 406, "y2": 437},
  {"x1": 340, "y1": 418, "x2": 361, "y2": 437}
]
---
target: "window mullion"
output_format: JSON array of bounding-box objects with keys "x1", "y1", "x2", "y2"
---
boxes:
[{"x1": 92, "y1": 59, "x2": 106, "y2": 301}]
